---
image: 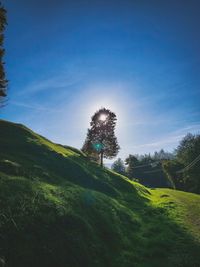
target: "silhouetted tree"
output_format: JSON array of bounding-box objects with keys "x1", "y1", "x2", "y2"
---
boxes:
[
  {"x1": 125, "y1": 154, "x2": 140, "y2": 179},
  {"x1": 111, "y1": 158, "x2": 125, "y2": 175},
  {"x1": 163, "y1": 133, "x2": 200, "y2": 193},
  {"x1": 153, "y1": 149, "x2": 174, "y2": 161},
  {"x1": 82, "y1": 108, "x2": 120, "y2": 167},
  {"x1": 0, "y1": 3, "x2": 7, "y2": 107},
  {"x1": 162, "y1": 160, "x2": 183, "y2": 190}
]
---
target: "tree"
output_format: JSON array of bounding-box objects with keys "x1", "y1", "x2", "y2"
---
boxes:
[
  {"x1": 176, "y1": 133, "x2": 200, "y2": 193},
  {"x1": 82, "y1": 108, "x2": 120, "y2": 166},
  {"x1": 162, "y1": 160, "x2": 183, "y2": 190},
  {"x1": 163, "y1": 133, "x2": 200, "y2": 193},
  {"x1": 153, "y1": 149, "x2": 174, "y2": 161},
  {"x1": 125, "y1": 154, "x2": 140, "y2": 179},
  {"x1": 0, "y1": 3, "x2": 7, "y2": 107},
  {"x1": 111, "y1": 158, "x2": 125, "y2": 175}
]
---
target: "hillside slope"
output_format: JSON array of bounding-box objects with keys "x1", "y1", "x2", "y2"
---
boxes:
[{"x1": 0, "y1": 120, "x2": 200, "y2": 267}]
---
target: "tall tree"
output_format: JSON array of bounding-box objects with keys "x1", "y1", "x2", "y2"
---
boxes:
[
  {"x1": 111, "y1": 158, "x2": 125, "y2": 175},
  {"x1": 125, "y1": 154, "x2": 140, "y2": 179},
  {"x1": 0, "y1": 3, "x2": 7, "y2": 107},
  {"x1": 82, "y1": 108, "x2": 120, "y2": 166},
  {"x1": 163, "y1": 133, "x2": 200, "y2": 193}
]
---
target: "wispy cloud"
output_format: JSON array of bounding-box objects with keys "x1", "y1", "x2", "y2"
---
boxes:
[
  {"x1": 16, "y1": 66, "x2": 85, "y2": 97},
  {"x1": 130, "y1": 123, "x2": 200, "y2": 152},
  {"x1": 10, "y1": 101, "x2": 59, "y2": 113}
]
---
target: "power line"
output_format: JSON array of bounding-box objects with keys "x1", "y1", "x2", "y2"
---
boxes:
[
  {"x1": 177, "y1": 154, "x2": 200, "y2": 173},
  {"x1": 176, "y1": 154, "x2": 200, "y2": 174},
  {"x1": 127, "y1": 153, "x2": 200, "y2": 174},
  {"x1": 132, "y1": 161, "x2": 160, "y2": 169},
  {"x1": 144, "y1": 169, "x2": 163, "y2": 174},
  {"x1": 132, "y1": 163, "x2": 152, "y2": 169}
]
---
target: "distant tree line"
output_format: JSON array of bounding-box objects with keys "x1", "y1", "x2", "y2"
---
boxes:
[
  {"x1": 111, "y1": 133, "x2": 200, "y2": 194},
  {"x1": 112, "y1": 149, "x2": 174, "y2": 188}
]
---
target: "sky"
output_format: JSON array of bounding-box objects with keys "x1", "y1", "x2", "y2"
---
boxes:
[{"x1": 1, "y1": 0, "x2": 200, "y2": 163}]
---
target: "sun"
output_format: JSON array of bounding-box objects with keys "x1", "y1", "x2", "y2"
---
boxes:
[{"x1": 99, "y1": 113, "x2": 107, "y2": 121}]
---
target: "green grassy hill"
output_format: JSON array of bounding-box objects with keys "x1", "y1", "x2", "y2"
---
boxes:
[{"x1": 0, "y1": 119, "x2": 200, "y2": 267}]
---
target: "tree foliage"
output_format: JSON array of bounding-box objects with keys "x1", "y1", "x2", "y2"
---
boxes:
[
  {"x1": 125, "y1": 151, "x2": 174, "y2": 188},
  {"x1": 0, "y1": 3, "x2": 7, "y2": 107},
  {"x1": 111, "y1": 158, "x2": 125, "y2": 175},
  {"x1": 163, "y1": 133, "x2": 200, "y2": 193},
  {"x1": 125, "y1": 154, "x2": 140, "y2": 178},
  {"x1": 82, "y1": 108, "x2": 120, "y2": 166}
]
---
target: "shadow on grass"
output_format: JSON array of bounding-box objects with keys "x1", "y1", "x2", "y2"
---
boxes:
[
  {"x1": 0, "y1": 121, "x2": 200, "y2": 266},
  {"x1": 0, "y1": 174, "x2": 200, "y2": 267}
]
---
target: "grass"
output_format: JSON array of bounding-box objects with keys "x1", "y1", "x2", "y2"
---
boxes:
[{"x1": 0, "y1": 119, "x2": 200, "y2": 267}]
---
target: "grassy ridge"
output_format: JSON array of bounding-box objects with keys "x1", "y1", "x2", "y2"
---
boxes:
[{"x1": 0, "y1": 120, "x2": 200, "y2": 267}]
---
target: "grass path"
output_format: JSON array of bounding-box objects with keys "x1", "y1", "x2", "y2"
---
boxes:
[{"x1": 149, "y1": 188, "x2": 200, "y2": 241}]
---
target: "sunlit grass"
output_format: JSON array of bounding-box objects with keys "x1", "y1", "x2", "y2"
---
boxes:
[{"x1": 0, "y1": 119, "x2": 200, "y2": 267}]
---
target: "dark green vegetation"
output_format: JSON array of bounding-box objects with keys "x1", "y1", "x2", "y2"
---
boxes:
[
  {"x1": 117, "y1": 152, "x2": 174, "y2": 188},
  {"x1": 111, "y1": 158, "x2": 126, "y2": 176},
  {"x1": 118, "y1": 137, "x2": 200, "y2": 194},
  {"x1": 0, "y1": 3, "x2": 7, "y2": 106},
  {"x1": 163, "y1": 133, "x2": 200, "y2": 194},
  {"x1": 0, "y1": 120, "x2": 200, "y2": 267}
]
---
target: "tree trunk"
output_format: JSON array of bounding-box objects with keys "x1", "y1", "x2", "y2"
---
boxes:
[{"x1": 100, "y1": 151, "x2": 103, "y2": 167}]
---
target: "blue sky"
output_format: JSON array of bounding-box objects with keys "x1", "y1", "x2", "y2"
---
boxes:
[{"x1": 1, "y1": 0, "x2": 200, "y2": 162}]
